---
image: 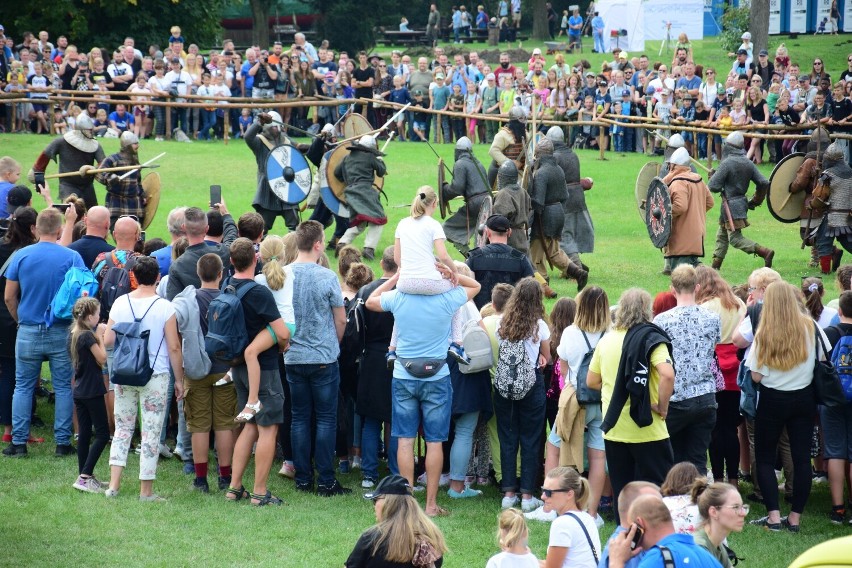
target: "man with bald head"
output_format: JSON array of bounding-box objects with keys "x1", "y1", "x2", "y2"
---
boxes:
[
  {"x1": 92, "y1": 216, "x2": 143, "y2": 318},
  {"x1": 68, "y1": 205, "x2": 114, "y2": 267},
  {"x1": 598, "y1": 482, "x2": 661, "y2": 567}
]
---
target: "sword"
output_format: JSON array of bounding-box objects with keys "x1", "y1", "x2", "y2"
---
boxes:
[
  {"x1": 380, "y1": 131, "x2": 395, "y2": 153},
  {"x1": 720, "y1": 192, "x2": 736, "y2": 232},
  {"x1": 117, "y1": 152, "x2": 166, "y2": 181}
]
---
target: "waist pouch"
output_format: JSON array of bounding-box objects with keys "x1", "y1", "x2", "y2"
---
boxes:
[{"x1": 397, "y1": 357, "x2": 446, "y2": 379}]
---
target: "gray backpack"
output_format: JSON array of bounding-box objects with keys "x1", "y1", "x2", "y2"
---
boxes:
[
  {"x1": 458, "y1": 319, "x2": 494, "y2": 375},
  {"x1": 172, "y1": 285, "x2": 212, "y2": 380}
]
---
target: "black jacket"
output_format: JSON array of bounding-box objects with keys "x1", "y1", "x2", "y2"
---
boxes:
[{"x1": 602, "y1": 323, "x2": 673, "y2": 433}]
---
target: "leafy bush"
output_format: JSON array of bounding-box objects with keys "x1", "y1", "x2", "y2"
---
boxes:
[{"x1": 720, "y1": 4, "x2": 751, "y2": 53}]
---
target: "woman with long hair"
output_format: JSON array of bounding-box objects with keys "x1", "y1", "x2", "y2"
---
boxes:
[
  {"x1": 690, "y1": 480, "x2": 747, "y2": 567},
  {"x1": 696, "y1": 266, "x2": 746, "y2": 486},
  {"x1": 661, "y1": 461, "x2": 702, "y2": 534},
  {"x1": 547, "y1": 297, "x2": 577, "y2": 430},
  {"x1": 746, "y1": 281, "x2": 825, "y2": 532},
  {"x1": 494, "y1": 277, "x2": 550, "y2": 513},
  {"x1": 184, "y1": 54, "x2": 204, "y2": 138},
  {"x1": 346, "y1": 475, "x2": 447, "y2": 567},
  {"x1": 801, "y1": 276, "x2": 837, "y2": 327},
  {"x1": 745, "y1": 85, "x2": 768, "y2": 163},
  {"x1": 295, "y1": 59, "x2": 317, "y2": 127},
  {"x1": 540, "y1": 466, "x2": 601, "y2": 568},
  {"x1": 550, "y1": 77, "x2": 570, "y2": 120}
]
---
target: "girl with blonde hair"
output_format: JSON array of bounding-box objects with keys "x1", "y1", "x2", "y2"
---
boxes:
[{"x1": 486, "y1": 508, "x2": 539, "y2": 567}]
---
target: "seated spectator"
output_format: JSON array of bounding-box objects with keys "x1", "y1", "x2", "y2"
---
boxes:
[{"x1": 661, "y1": 461, "x2": 702, "y2": 534}]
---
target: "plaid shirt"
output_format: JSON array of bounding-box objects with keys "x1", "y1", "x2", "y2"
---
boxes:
[{"x1": 96, "y1": 152, "x2": 144, "y2": 218}]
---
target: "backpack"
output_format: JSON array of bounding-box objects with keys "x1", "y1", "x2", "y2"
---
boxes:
[
  {"x1": 338, "y1": 296, "x2": 367, "y2": 370},
  {"x1": 575, "y1": 331, "x2": 602, "y2": 405},
  {"x1": 494, "y1": 338, "x2": 537, "y2": 400},
  {"x1": 172, "y1": 285, "x2": 212, "y2": 380},
  {"x1": 827, "y1": 325, "x2": 852, "y2": 401},
  {"x1": 111, "y1": 297, "x2": 163, "y2": 386},
  {"x1": 205, "y1": 280, "x2": 258, "y2": 366},
  {"x1": 458, "y1": 319, "x2": 494, "y2": 374},
  {"x1": 47, "y1": 267, "x2": 99, "y2": 326},
  {"x1": 97, "y1": 251, "x2": 138, "y2": 322}
]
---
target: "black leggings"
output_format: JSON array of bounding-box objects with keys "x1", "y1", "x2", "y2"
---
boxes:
[
  {"x1": 277, "y1": 361, "x2": 293, "y2": 462},
  {"x1": 605, "y1": 438, "x2": 674, "y2": 525},
  {"x1": 75, "y1": 396, "x2": 110, "y2": 476},
  {"x1": 709, "y1": 390, "x2": 742, "y2": 481}
]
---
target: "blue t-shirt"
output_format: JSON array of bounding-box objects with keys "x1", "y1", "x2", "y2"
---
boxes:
[
  {"x1": 108, "y1": 111, "x2": 135, "y2": 131},
  {"x1": 241, "y1": 61, "x2": 255, "y2": 92},
  {"x1": 6, "y1": 242, "x2": 86, "y2": 325},
  {"x1": 592, "y1": 16, "x2": 605, "y2": 32},
  {"x1": 284, "y1": 262, "x2": 344, "y2": 365},
  {"x1": 676, "y1": 76, "x2": 702, "y2": 92},
  {"x1": 389, "y1": 87, "x2": 411, "y2": 105},
  {"x1": 569, "y1": 15, "x2": 583, "y2": 35},
  {"x1": 638, "y1": 534, "x2": 721, "y2": 568},
  {"x1": 239, "y1": 115, "x2": 252, "y2": 130},
  {"x1": 380, "y1": 287, "x2": 468, "y2": 381},
  {"x1": 0, "y1": 181, "x2": 14, "y2": 218},
  {"x1": 599, "y1": 525, "x2": 643, "y2": 568},
  {"x1": 151, "y1": 244, "x2": 173, "y2": 278},
  {"x1": 432, "y1": 85, "x2": 451, "y2": 110}
]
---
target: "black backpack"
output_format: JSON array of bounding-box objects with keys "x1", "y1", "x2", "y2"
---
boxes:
[
  {"x1": 98, "y1": 251, "x2": 138, "y2": 321},
  {"x1": 575, "y1": 331, "x2": 603, "y2": 405},
  {"x1": 338, "y1": 296, "x2": 367, "y2": 370}
]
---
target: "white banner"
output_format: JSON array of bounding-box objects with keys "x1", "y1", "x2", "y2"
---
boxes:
[
  {"x1": 815, "y1": 0, "x2": 832, "y2": 32},
  {"x1": 595, "y1": 0, "x2": 646, "y2": 53},
  {"x1": 769, "y1": 0, "x2": 782, "y2": 34},
  {"x1": 846, "y1": 0, "x2": 852, "y2": 32},
  {"x1": 789, "y1": 0, "x2": 808, "y2": 33},
  {"x1": 642, "y1": 0, "x2": 704, "y2": 41}
]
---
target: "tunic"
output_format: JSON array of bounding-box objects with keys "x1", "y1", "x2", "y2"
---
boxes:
[
  {"x1": 663, "y1": 166, "x2": 714, "y2": 257},
  {"x1": 40, "y1": 137, "x2": 105, "y2": 205},
  {"x1": 707, "y1": 144, "x2": 769, "y2": 228},
  {"x1": 442, "y1": 150, "x2": 490, "y2": 247},
  {"x1": 245, "y1": 122, "x2": 300, "y2": 213},
  {"x1": 95, "y1": 150, "x2": 144, "y2": 220},
  {"x1": 552, "y1": 140, "x2": 594, "y2": 254},
  {"x1": 492, "y1": 183, "x2": 532, "y2": 253},
  {"x1": 334, "y1": 145, "x2": 388, "y2": 226}
]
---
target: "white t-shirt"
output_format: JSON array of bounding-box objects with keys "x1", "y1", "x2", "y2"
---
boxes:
[
  {"x1": 745, "y1": 327, "x2": 830, "y2": 391},
  {"x1": 817, "y1": 307, "x2": 838, "y2": 329},
  {"x1": 648, "y1": 76, "x2": 674, "y2": 103},
  {"x1": 395, "y1": 215, "x2": 446, "y2": 280},
  {"x1": 497, "y1": 318, "x2": 550, "y2": 365},
  {"x1": 256, "y1": 267, "x2": 296, "y2": 327},
  {"x1": 108, "y1": 294, "x2": 176, "y2": 375},
  {"x1": 556, "y1": 326, "x2": 604, "y2": 389},
  {"x1": 164, "y1": 70, "x2": 193, "y2": 96},
  {"x1": 548, "y1": 511, "x2": 601, "y2": 568},
  {"x1": 485, "y1": 550, "x2": 540, "y2": 568}
]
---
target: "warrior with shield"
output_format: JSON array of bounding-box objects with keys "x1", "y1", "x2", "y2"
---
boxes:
[
  {"x1": 487, "y1": 107, "x2": 527, "y2": 187},
  {"x1": 662, "y1": 147, "x2": 715, "y2": 270},
  {"x1": 812, "y1": 143, "x2": 852, "y2": 256},
  {"x1": 441, "y1": 137, "x2": 490, "y2": 257},
  {"x1": 95, "y1": 132, "x2": 146, "y2": 230}
]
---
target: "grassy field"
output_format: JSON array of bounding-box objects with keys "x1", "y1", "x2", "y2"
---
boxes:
[{"x1": 2, "y1": 33, "x2": 852, "y2": 567}]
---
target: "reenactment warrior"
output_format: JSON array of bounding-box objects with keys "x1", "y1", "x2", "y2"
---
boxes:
[
  {"x1": 487, "y1": 106, "x2": 527, "y2": 187},
  {"x1": 30, "y1": 114, "x2": 105, "y2": 209},
  {"x1": 441, "y1": 136, "x2": 490, "y2": 256},
  {"x1": 659, "y1": 133, "x2": 695, "y2": 178},
  {"x1": 95, "y1": 131, "x2": 145, "y2": 229},
  {"x1": 529, "y1": 138, "x2": 588, "y2": 291},
  {"x1": 815, "y1": 142, "x2": 852, "y2": 255},
  {"x1": 547, "y1": 126, "x2": 594, "y2": 273},
  {"x1": 246, "y1": 111, "x2": 306, "y2": 233},
  {"x1": 334, "y1": 135, "x2": 388, "y2": 261},
  {"x1": 307, "y1": 124, "x2": 349, "y2": 251},
  {"x1": 662, "y1": 147, "x2": 715, "y2": 271},
  {"x1": 707, "y1": 131, "x2": 774, "y2": 269},
  {"x1": 492, "y1": 160, "x2": 531, "y2": 253}
]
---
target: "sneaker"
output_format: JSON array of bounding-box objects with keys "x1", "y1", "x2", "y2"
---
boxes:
[
  {"x1": 522, "y1": 497, "x2": 544, "y2": 512},
  {"x1": 73, "y1": 475, "x2": 103, "y2": 493},
  {"x1": 448, "y1": 343, "x2": 471, "y2": 365},
  {"x1": 159, "y1": 444, "x2": 173, "y2": 459},
  {"x1": 448, "y1": 487, "x2": 482, "y2": 499},
  {"x1": 278, "y1": 462, "x2": 296, "y2": 478},
  {"x1": 218, "y1": 476, "x2": 231, "y2": 491},
  {"x1": 2, "y1": 443, "x2": 27, "y2": 458},
  {"x1": 594, "y1": 513, "x2": 605, "y2": 529},
  {"x1": 182, "y1": 461, "x2": 195, "y2": 475},
  {"x1": 829, "y1": 507, "x2": 846, "y2": 525},
  {"x1": 361, "y1": 478, "x2": 376, "y2": 489},
  {"x1": 192, "y1": 478, "x2": 210, "y2": 493},
  {"x1": 316, "y1": 479, "x2": 352, "y2": 497},
  {"x1": 502, "y1": 495, "x2": 519, "y2": 509},
  {"x1": 104, "y1": 488, "x2": 119, "y2": 498},
  {"x1": 295, "y1": 481, "x2": 314, "y2": 493},
  {"x1": 439, "y1": 473, "x2": 451, "y2": 487},
  {"x1": 465, "y1": 475, "x2": 476, "y2": 485},
  {"x1": 412, "y1": 485, "x2": 425, "y2": 492},
  {"x1": 386, "y1": 351, "x2": 397, "y2": 370},
  {"x1": 524, "y1": 506, "x2": 557, "y2": 522},
  {"x1": 813, "y1": 471, "x2": 828, "y2": 484},
  {"x1": 750, "y1": 515, "x2": 781, "y2": 532},
  {"x1": 173, "y1": 446, "x2": 186, "y2": 461},
  {"x1": 339, "y1": 460, "x2": 350, "y2": 474},
  {"x1": 477, "y1": 476, "x2": 490, "y2": 486},
  {"x1": 416, "y1": 472, "x2": 428, "y2": 485},
  {"x1": 781, "y1": 516, "x2": 800, "y2": 533},
  {"x1": 139, "y1": 494, "x2": 167, "y2": 502},
  {"x1": 55, "y1": 444, "x2": 75, "y2": 456},
  {"x1": 351, "y1": 455, "x2": 362, "y2": 469}
]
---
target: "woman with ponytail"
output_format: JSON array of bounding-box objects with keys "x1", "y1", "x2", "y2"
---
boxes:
[
  {"x1": 540, "y1": 466, "x2": 601, "y2": 568},
  {"x1": 801, "y1": 277, "x2": 837, "y2": 328},
  {"x1": 690, "y1": 479, "x2": 747, "y2": 567}
]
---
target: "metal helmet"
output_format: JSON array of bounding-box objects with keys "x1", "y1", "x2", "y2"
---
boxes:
[
  {"x1": 497, "y1": 159, "x2": 519, "y2": 186},
  {"x1": 120, "y1": 131, "x2": 139, "y2": 147},
  {"x1": 535, "y1": 138, "x2": 554, "y2": 156},
  {"x1": 75, "y1": 114, "x2": 95, "y2": 134},
  {"x1": 806, "y1": 127, "x2": 830, "y2": 154},
  {"x1": 670, "y1": 147, "x2": 691, "y2": 166},
  {"x1": 824, "y1": 142, "x2": 845, "y2": 165},
  {"x1": 668, "y1": 133, "x2": 685, "y2": 148},
  {"x1": 266, "y1": 111, "x2": 283, "y2": 125},
  {"x1": 725, "y1": 131, "x2": 744, "y2": 149},
  {"x1": 508, "y1": 106, "x2": 526, "y2": 122},
  {"x1": 546, "y1": 126, "x2": 564, "y2": 143},
  {"x1": 455, "y1": 136, "x2": 472, "y2": 151},
  {"x1": 321, "y1": 123, "x2": 335, "y2": 135},
  {"x1": 358, "y1": 135, "x2": 377, "y2": 150}
]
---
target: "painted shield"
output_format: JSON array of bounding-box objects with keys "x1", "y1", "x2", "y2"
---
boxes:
[
  {"x1": 266, "y1": 144, "x2": 312, "y2": 204},
  {"x1": 342, "y1": 113, "x2": 372, "y2": 140},
  {"x1": 474, "y1": 195, "x2": 493, "y2": 249},
  {"x1": 438, "y1": 158, "x2": 449, "y2": 219},
  {"x1": 325, "y1": 144, "x2": 384, "y2": 203},
  {"x1": 767, "y1": 152, "x2": 806, "y2": 224},
  {"x1": 635, "y1": 161, "x2": 661, "y2": 221},
  {"x1": 141, "y1": 171, "x2": 161, "y2": 231},
  {"x1": 318, "y1": 150, "x2": 350, "y2": 218},
  {"x1": 645, "y1": 177, "x2": 672, "y2": 249}
]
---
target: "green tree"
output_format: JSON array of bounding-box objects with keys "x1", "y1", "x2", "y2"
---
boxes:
[{"x1": 309, "y1": 0, "x2": 405, "y2": 53}]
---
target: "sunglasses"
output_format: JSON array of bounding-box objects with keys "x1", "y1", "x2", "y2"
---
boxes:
[{"x1": 541, "y1": 487, "x2": 572, "y2": 497}]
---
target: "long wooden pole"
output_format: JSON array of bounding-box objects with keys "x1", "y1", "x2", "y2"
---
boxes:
[{"x1": 45, "y1": 163, "x2": 159, "y2": 180}]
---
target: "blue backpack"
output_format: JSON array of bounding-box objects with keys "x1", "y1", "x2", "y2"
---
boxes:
[
  {"x1": 827, "y1": 326, "x2": 852, "y2": 401},
  {"x1": 205, "y1": 280, "x2": 257, "y2": 366},
  {"x1": 47, "y1": 267, "x2": 98, "y2": 326}
]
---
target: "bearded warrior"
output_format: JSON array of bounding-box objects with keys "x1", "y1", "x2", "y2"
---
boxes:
[{"x1": 96, "y1": 132, "x2": 144, "y2": 228}]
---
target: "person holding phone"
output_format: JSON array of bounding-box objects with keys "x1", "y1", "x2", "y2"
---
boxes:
[{"x1": 598, "y1": 481, "x2": 662, "y2": 568}]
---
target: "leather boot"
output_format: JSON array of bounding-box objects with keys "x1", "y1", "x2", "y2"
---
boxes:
[
  {"x1": 711, "y1": 257, "x2": 723, "y2": 270},
  {"x1": 541, "y1": 284, "x2": 558, "y2": 299},
  {"x1": 334, "y1": 242, "x2": 346, "y2": 258},
  {"x1": 326, "y1": 236, "x2": 339, "y2": 251},
  {"x1": 362, "y1": 247, "x2": 375, "y2": 261},
  {"x1": 832, "y1": 247, "x2": 844, "y2": 272},
  {"x1": 563, "y1": 262, "x2": 589, "y2": 291},
  {"x1": 755, "y1": 246, "x2": 775, "y2": 268}
]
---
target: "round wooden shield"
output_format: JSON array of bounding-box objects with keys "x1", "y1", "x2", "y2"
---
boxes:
[
  {"x1": 526, "y1": 131, "x2": 543, "y2": 164},
  {"x1": 474, "y1": 195, "x2": 493, "y2": 249},
  {"x1": 645, "y1": 177, "x2": 671, "y2": 249},
  {"x1": 438, "y1": 159, "x2": 448, "y2": 219},
  {"x1": 141, "y1": 171, "x2": 161, "y2": 231},
  {"x1": 520, "y1": 164, "x2": 532, "y2": 194},
  {"x1": 266, "y1": 144, "x2": 312, "y2": 204},
  {"x1": 768, "y1": 152, "x2": 806, "y2": 224},
  {"x1": 325, "y1": 144, "x2": 384, "y2": 203},
  {"x1": 342, "y1": 113, "x2": 372, "y2": 140},
  {"x1": 318, "y1": 150, "x2": 347, "y2": 217},
  {"x1": 635, "y1": 161, "x2": 661, "y2": 221}
]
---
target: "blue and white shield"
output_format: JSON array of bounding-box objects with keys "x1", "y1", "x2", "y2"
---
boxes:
[
  {"x1": 266, "y1": 144, "x2": 312, "y2": 204},
  {"x1": 318, "y1": 150, "x2": 350, "y2": 218}
]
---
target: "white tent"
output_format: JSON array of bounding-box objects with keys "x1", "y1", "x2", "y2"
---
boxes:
[
  {"x1": 594, "y1": 0, "x2": 705, "y2": 54},
  {"x1": 595, "y1": 0, "x2": 646, "y2": 53}
]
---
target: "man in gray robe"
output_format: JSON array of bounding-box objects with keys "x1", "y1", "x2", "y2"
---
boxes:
[{"x1": 442, "y1": 137, "x2": 490, "y2": 256}]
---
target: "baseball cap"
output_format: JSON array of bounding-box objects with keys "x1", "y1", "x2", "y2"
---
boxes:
[
  {"x1": 736, "y1": 49, "x2": 747, "y2": 55},
  {"x1": 585, "y1": 71, "x2": 595, "y2": 78},
  {"x1": 363, "y1": 475, "x2": 413, "y2": 500},
  {"x1": 717, "y1": 85, "x2": 725, "y2": 94},
  {"x1": 532, "y1": 48, "x2": 542, "y2": 55},
  {"x1": 598, "y1": 79, "x2": 608, "y2": 86},
  {"x1": 759, "y1": 49, "x2": 768, "y2": 56},
  {"x1": 619, "y1": 52, "x2": 628, "y2": 60},
  {"x1": 485, "y1": 214, "x2": 511, "y2": 232},
  {"x1": 7, "y1": 186, "x2": 32, "y2": 215},
  {"x1": 486, "y1": 73, "x2": 495, "y2": 81},
  {"x1": 324, "y1": 71, "x2": 335, "y2": 79},
  {"x1": 435, "y1": 73, "x2": 444, "y2": 79},
  {"x1": 799, "y1": 74, "x2": 809, "y2": 82}
]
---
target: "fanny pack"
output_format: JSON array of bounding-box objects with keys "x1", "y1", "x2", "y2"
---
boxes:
[{"x1": 397, "y1": 357, "x2": 446, "y2": 379}]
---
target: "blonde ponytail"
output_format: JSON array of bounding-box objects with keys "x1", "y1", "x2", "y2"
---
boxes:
[
  {"x1": 260, "y1": 236, "x2": 285, "y2": 290},
  {"x1": 410, "y1": 185, "x2": 438, "y2": 219}
]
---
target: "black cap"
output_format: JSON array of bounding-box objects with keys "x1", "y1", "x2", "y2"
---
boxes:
[
  {"x1": 363, "y1": 475, "x2": 413, "y2": 500},
  {"x1": 758, "y1": 49, "x2": 768, "y2": 56},
  {"x1": 7, "y1": 185, "x2": 32, "y2": 214},
  {"x1": 736, "y1": 48, "x2": 747, "y2": 55},
  {"x1": 486, "y1": 214, "x2": 511, "y2": 232},
  {"x1": 170, "y1": 57, "x2": 180, "y2": 64}
]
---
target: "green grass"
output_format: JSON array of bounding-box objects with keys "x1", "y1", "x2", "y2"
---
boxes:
[{"x1": 2, "y1": 32, "x2": 852, "y2": 566}]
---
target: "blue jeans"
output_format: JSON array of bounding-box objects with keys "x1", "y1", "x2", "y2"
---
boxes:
[
  {"x1": 594, "y1": 32, "x2": 605, "y2": 53},
  {"x1": 697, "y1": 133, "x2": 708, "y2": 158},
  {"x1": 198, "y1": 109, "x2": 216, "y2": 140},
  {"x1": 171, "y1": 108, "x2": 188, "y2": 133},
  {"x1": 449, "y1": 411, "x2": 479, "y2": 481},
  {"x1": 493, "y1": 373, "x2": 545, "y2": 494},
  {"x1": 286, "y1": 362, "x2": 340, "y2": 485},
  {"x1": 361, "y1": 416, "x2": 399, "y2": 480},
  {"x1": 391, "y1": 376, "x2": 453, "y2": 442},
  {"x1": 13, "y1": 324, "x2": 73, "y2": 445}
]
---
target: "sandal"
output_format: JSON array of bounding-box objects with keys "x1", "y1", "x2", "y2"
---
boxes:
[
  {"x1": 225, "y1": 485, "x2": 250, "y2": 502},
  {"x1": 251, "y1": 490, "x2": 284, "y2": 506},
  {"x1": 234, "y1": 401, "x2": 263, "y2": 423},
  {"x1": 425, "y1": 506, "x2": 451, "y2": 517}
]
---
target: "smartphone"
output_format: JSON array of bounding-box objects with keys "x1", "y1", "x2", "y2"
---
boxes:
[
  {"x1": 140, "y1": 230, "x2": 146, "y2": 242},
  {"x1": 33, "y1": 171, "x2": 45, "y2": 189},
  {"x1": 210, "y1": 184, "x2": 222, "y2": 208},
  {"x1": 629, "y1": 523, "x2": 645, "y2": 551},
  {"x1": 52, "y1": 204, "x2": 71, "y2": 212}
]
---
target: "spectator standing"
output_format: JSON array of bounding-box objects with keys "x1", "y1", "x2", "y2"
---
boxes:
[
  {"x1": 568, "y1": 8, "x2": 583, "y2": 50},
  {"x1": 165, "y1": 206, "x2": 235, "y2": 300},
  {"x1": 591, "y1": 12, "x2": 605, "y2": 54},
  {"x1": 163, "y1": 57, "x2": 192, "y2": 134}
]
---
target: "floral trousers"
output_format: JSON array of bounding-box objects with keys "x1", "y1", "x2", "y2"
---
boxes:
[{"x1": 109, "y1": 373, "x2": 170, "y2": 480}]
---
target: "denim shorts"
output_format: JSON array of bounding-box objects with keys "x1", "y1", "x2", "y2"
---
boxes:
[
  {"x1": 820, "y1": 403, "x2": 852, "y2": 460},
  {"x1": 391, "y1": 376, "x2": 453, "y2": 442},
  {"x1": 547, "y1": 402, "x2": 605, "y2": 451}
]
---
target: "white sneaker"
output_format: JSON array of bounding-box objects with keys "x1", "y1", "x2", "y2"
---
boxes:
[
  {"x1": 522, "y1": 497, "x2": 544, "y2": 512},
  {"x1": 159, "y1": 444, "x2": 173, "y2": 459},
  {"x1": 439, "y1": 473, "x2": 451, "y2": 487},
  {"x1": 361, "y1": 478, "x2": 376, "y2": 489},
  {"x1": 351, "y1": 455, "x2": 362, "y2": 469},
  {"x1": 594, "y1": 513, "x2": 605, "y2": 528},
  {"x1": 524, "y1": 506, "x2": 557, "y2": 522},
  {"x1": 73, "y1": 475, "x2": 103, "y2": 494},
  {"x1": 416, "y1": 472, "x2": 428, "y2": 485},
  {"x1": 502, "y1": 495, "x2": 519, "y2": 509},
  {"x1": 173, "y1": 447, "x2": 185, "y2": 461}
]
